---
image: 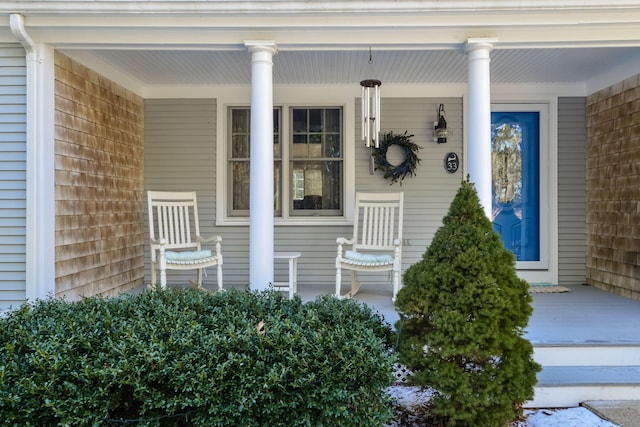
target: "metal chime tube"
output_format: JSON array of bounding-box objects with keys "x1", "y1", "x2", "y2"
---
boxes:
[
  {"x1": 374, "y1": 84, "x2": 380, "y2": 147},
  {"x1": 364, "y1": 86, "x2": 370, "y2": 146},
  {"x1": 360, "y1": 79, "x2": 382, "y2": 148},
  {"x1": 361, "y1": 85, "x2": 366, "y2": 144}
]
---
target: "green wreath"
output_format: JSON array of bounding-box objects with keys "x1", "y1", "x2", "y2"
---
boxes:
[{"x1": 372, "y1": 131, "x2": 421, "y2": 185}]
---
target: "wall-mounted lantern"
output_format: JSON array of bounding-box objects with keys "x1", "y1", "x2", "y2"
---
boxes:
[{"x1": 434, "y1": 104, "x2": 448, "y2": 144}]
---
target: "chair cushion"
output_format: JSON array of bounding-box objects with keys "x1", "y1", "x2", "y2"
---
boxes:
[
  {"x1": 344, "y1": 250, "x2": 393, "y2": 263},
  {"x1": 164, "y1": 250, "x2": 212, "y2": 261}
]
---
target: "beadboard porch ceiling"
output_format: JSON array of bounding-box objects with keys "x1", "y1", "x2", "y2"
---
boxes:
[{"x1": 62, "y1": 46, "x2": 639, "y2": 91}]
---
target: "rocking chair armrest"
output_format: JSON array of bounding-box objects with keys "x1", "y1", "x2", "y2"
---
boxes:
[
  {"x1": 336, "y1": 237, "x2": 354, "y2": 259},
  {"x1": 196, "y1": 235, "x2": 222, "y2": 244},
  {"x1": 336, "y1": 237, "x2": 354, "y2": 246},
  {"x1": 197, "y1": 235, "x2": 223, "y2": 259},
  {"x1": 150, "y1": 238, "x2": 167, "y2": 263}
]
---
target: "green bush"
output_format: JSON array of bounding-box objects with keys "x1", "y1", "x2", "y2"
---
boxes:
[
  {"x1": 395, "y1": 179, "x2": 540, "y2": 426},
  {"x1": 0, "y1": 288, "x2": 395, "y2": 426}
]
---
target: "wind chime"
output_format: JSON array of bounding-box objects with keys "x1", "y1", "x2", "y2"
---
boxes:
[
  {"x1": 361, "y1": 48, "x2": 381, "y2": 149},
  {"x1": 360, "y1": 48, "x2": 381, "y2": 174}
]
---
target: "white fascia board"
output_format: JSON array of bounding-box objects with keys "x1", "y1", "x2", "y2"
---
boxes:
[
  {"x1": 3, "y1": 1, "x2": 640, "y2": 15},
  {"x1": 7, "y1": 4, "x2": 639, "y2": 50}
]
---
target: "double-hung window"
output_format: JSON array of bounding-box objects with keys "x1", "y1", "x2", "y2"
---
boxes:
[
  {"x1": 290, "y1": 107, "x2": 342, "y2": 216},
  {"x1": 226, "y1": 106, "x2": 344, "y2": 221}
]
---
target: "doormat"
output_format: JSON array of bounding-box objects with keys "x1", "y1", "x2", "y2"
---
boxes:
[{"x1": 528, "y1": 282, "x2": 570, "y2": 293}]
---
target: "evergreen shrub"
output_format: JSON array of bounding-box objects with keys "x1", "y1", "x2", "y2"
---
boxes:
[
  {"x1": 0, "y1": 288, "x2": 395, "y2": 426},
  {"x1": 394, "y1": 179, "x2": 540, "y2": 426}
]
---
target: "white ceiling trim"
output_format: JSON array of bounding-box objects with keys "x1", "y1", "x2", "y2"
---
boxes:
[{"x1": 4, "y1": 1, "x2": 640, "y2": 15}]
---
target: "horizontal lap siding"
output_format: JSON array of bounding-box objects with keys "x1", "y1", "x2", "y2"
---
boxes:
[
  {"x1": 143, "y1": 99, "x2": 222, "y2": 285},
  {"x1": 558, "y1": 97, "x2": 587, "y2": 285},
  {"x1": 144, "y1": 97, "x2": 463, "y2": 289},
  {"x1": 0, "y1": 45, "x2": 27, "y2": 310},
  {"x1": 351, "y1": 97, "x2": 463, "y2": 285}
]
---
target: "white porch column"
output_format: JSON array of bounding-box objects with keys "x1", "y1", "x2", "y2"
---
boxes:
[
  {"x1": 245, "y1": 41, "x2": 277, "y2": 291},
  {"x1": 465, "y1": 38, "x2": 496, "y2": 219},
  {"x1": 10, "y1": 14, "x2": 56, "y2": 302}
]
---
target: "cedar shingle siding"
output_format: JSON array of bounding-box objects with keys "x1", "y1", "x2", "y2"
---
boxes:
[
  {"x1": 54, "y1": 52, "x2": 145, "y2": 299},
  {"x1": 586, "y1": 74, "x2": 640, "y2": 300}
]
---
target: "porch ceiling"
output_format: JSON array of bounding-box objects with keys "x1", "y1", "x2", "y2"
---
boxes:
[
  {"x1": 6, "y1": 0, "x2": 638, "y2": 94},
  {"x1": 60, "y1": 46, "x2": 640, "y2": 93}
]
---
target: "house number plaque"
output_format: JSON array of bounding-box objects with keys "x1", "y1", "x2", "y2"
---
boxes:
[{"x1": 445, "y1": 152, "x2": 459, "y2": 173}]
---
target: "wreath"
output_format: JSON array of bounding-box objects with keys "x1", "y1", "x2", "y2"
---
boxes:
[{"x1": 372, "y1": 131, "x2": 421, "y2": 185}]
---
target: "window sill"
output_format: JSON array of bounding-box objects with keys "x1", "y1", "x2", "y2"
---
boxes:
[{"x1": 216, "y1": 217, "x2": 353, "y2": 227}]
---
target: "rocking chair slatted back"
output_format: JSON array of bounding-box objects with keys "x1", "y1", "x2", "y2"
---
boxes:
[
  {"x1": 357, "y1": 199, "x2": 402, "y2": 250},
  {"x1": 152, "y1": 199, "x2": 197, "y2": 250}
]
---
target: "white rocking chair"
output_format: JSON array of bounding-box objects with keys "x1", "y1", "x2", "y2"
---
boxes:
[
  {"x1": 336, "y1": 192, "x2": 404, "y2": 301},
  {"x1": 147, "y1": 191, "x2": 223, "y2": 290}
]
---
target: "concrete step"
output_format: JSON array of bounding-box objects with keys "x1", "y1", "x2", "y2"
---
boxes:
[
  {"x1": 534, "y1": 344, "x2": 640, "y2": 366},
  {"x1": 537, "y1": 366, "x2": 640, "y2": 386},
  {"x1": 528, "y1": 366, "x2": 640, "y2": 408},
  {"x1": 527, "y1": 344, "x2": 640, "y2": 408}
]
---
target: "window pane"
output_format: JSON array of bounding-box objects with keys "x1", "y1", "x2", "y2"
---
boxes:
[
  {"x1": 309, "y1": 109, "x2": 322, "y2": 131},
  {"x1": 290, "y1": 160, "x2": 342, "y2": 214},
  {"x1": 231, "y1": 161, "x2": 250, "y2": 211},
  {"x1": 325, "y1": 134, "x2": 341, "y2": 158},
  {"x1": 232, "y1": 134, "x2": 250, "y2": 158},
  {"x1": 291, "y1": 107, "x2": 343, "y2": 160},
  {"x1": 232, "y1": 109, "x2": 250, "y2": 133},
  {"x1": 273, "y1": 109, "x2": 281, "y2": 158},
  {"x1": 229, "y1": 107, "x2": 281, "y2": 216},
  {"x1": 324, "y1": 108, "x2": 341, "y2": 132},
  {"x1": 231, "y1": 109, "x2": 251, "y2": 158},
  {"x1": 229, "y1": 161, "x2": 282, "y2": 216}
]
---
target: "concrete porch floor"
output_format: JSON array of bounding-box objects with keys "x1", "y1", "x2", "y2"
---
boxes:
[
  {"x1": 195, "y1": 281, "x2": 640, "y2": 345},
  {"x1": 289, "y1": 282, "x2": 640, "y2": 345}
]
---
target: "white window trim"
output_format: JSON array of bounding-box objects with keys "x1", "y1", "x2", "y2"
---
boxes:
[
  {"x1": 489, "y1": 101, "x2": 558, "y2": 284},
  {"x1": 216, "y1": 89, "x2": 355, "y2": 226}
]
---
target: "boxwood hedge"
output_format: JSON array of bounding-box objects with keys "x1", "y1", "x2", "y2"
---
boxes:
[{"x1": 0, "y1": 288, "x2": 395, "y2": 426}]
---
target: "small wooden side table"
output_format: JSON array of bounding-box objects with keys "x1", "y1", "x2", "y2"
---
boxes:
[{"x1": 273, "y1": 252, "x2": 301, "y2": 299}]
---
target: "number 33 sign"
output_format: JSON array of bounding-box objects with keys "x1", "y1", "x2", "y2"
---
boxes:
[{"x1": 444, "y1": 152, "x2": 459, "y2": 174}]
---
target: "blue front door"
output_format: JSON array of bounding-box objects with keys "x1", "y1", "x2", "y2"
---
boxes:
[{"x1": 491, "y1": 111, "x2": 540, "y2": 262}]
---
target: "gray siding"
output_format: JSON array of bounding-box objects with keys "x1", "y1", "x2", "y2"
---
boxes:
[
  {"x1": 0, "y1": 44, "x2": 27, "y2": 309},
  {"x1": 351, "y1": 97, "x2": 464, "y2": 286},
  {"x1": 143, "y1": 99, "x2": 221, "y2": 285},
  {"x1": 144, "y1": 97, "x2": 464, "y2": 290},
  {"x1": 558, "y1": 97, "x2": 587, "y2": 285},
  {"x1": 273, "y1": 98, "x2": 464, "y2": 289}
]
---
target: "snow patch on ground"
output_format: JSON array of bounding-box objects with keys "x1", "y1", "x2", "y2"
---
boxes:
[
  {"x1": 524, "y1": 408, "x2": 619, "y2": 427},
  {"x1": 386, "y1": 386, "x2": 620, "y2": 426}
]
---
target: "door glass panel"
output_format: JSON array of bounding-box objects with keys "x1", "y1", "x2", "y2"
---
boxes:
[{"x1": 491, "y1": 112, "x2": 540, "y2": 261}]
